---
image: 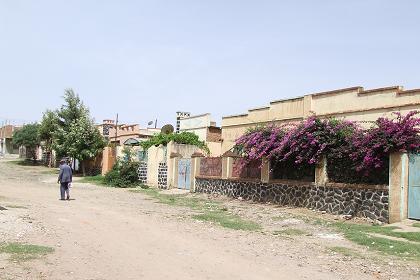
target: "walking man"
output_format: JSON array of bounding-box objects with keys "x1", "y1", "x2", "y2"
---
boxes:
[{"x1": 58, "y1": 159, "x2": 72, "y2": 200}]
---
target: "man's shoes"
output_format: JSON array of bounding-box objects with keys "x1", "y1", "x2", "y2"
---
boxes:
[{"x1": 66, "y1": 196, "x2": 70, "y2": 200}]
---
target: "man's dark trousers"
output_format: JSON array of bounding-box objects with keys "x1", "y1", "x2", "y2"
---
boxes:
[{"x1": 60, "y1": 182, "x2": 70, "y2": 200}]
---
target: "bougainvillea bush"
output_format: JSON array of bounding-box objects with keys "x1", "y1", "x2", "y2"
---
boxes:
[
  {"x1": 234, "y1": 124, "x2": 286, "y2": 163},
  {"x1": 234, "y1": 111, "x2": 420, "y2": 184},
  {"x1": 350, "y1": 111, "x2": 420, "y2": 173},
  {"x1": 270, "y1": 116, "x2": 358, "y2": 165}
]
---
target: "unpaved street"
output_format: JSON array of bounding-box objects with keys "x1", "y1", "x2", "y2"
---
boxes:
[{"x1": 0, "y1": 158, "x2": 418, "y2": 280}]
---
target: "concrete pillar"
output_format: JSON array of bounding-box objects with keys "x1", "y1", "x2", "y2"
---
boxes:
[
  {"x1": 222, "y1": 157, "x2": 234, "y2": 179},
  {"x1": 261, "y1": 157, "x2": 270, "y2": 183},
  {"x1": 315, "y1": 156, "x2": 328, "y2": 185},
  {"x1": 102, "y1": 146, "x2": 117, "y2": 176},
  {"x1": 389, "y1": 152, "x2": 409, "y2": 223},
  {"x1": 101, "y1": 147, "x2": 110, "y2": 176},
  {"x1": 171, "y1": 157, "x2": 179, "y2": 189}
]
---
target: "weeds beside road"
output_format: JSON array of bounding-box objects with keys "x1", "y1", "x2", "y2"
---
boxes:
[{"x1": 130, "y1": 187, "x2": 262, "y2": 231}]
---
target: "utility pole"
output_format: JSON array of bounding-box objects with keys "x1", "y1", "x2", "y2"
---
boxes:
[
  {"x1": 114, "y1": 113, "x2": 119, "y2": 143},
  {"x1": 114, "y1": 113, "x2": 119, "y2": 158}
]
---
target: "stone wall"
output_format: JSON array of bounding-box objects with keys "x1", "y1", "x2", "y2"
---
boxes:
[
  {"x1": 137, "y1": 162, "x2": 148, "y2": 184},
  {"x1": 158, "y1": 162, "x2": 168, "y2": 189},
  {"x1": 195, "y1": 178, "x2": 389, "y2": 223}
]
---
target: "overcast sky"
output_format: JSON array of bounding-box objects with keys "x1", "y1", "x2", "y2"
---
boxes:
[{"x1": 1, "y1": 0, "x2": 419, "y2": 127}]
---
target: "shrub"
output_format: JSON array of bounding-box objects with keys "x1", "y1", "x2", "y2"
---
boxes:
[
  {"x1": 234, "y1": 111, "x2": 420, "y2": 183},
  {"x1": 104, "y1": 160, "x2": 141, "y2": 188},
  {"x1": 234, "y1": 124, "x2": 286, "y2": 164},
  {"x1": 349, "y1": 111, "x2": 420, "y2": 175},
  {"x1": 140, "y1": 132, "x2": 210, "y2": 154},
  {"x1": 271, "y1": 117, "x2": 357, "y2": 165}
]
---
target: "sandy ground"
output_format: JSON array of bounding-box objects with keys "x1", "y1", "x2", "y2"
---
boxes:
[{"x1": 0, "y1": 158, "x2": 419, "y2": 280}]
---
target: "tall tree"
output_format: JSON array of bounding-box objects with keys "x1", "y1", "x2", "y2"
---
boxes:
[
  {"x1": 39, "y1": 110, "x2": 59, "y2": 167},
  {"x1": 57, "y1": 89, "x2": 89, "y2": 129},
  {"x1": 52, "y1": 89, "x2": 106, "y2": 175},
  {"x1": 53, "y1": 89, "x2": 90, "y2": 158},
  {"x1": 64, "y1": 116, "x2": 106, "y2": 176},
  {"x1": 12, "y1": 124, "x2": 40, "y2": 162}
]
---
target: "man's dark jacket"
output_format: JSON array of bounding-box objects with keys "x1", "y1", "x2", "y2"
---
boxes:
[{"x1": 58, "y1": 164, "x2": 73, "y2": 183}]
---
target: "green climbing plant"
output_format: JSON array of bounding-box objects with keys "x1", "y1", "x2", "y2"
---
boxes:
[{"x1": 140, "y1": 132, "x2": 209, "y2": 154}]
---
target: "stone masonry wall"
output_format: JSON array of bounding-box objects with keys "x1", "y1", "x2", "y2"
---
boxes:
[
  {"x1": 195, "y1": 178, "x2": 389, "y2": 223},
  {"x1": 158, "y1": 162, "x2": 168, "y2": 189},
  {"x1": 137, "y1": 162, "x2": 148, "y2": 184}
]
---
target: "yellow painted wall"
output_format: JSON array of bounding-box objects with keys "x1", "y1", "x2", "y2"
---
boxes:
[{"x1": 221, "y1": 86, "x2": 420, "y2": 153}]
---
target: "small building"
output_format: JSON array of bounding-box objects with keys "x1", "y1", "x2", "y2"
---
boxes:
[
  {"x1": 97, "y1": 119, "x2": 159, "y2": 147},
  {"x1": 0, "y1": 124, "x2": 20, "y2": 155},
  {"x1": 179, "y1": 113, "x2": 222, "y2": 156},
  {"x1": 98, "y1": 119, "x2": 161, "y2": 175}
]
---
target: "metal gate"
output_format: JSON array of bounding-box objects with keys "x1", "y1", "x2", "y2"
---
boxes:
[
  {"x1": 409, "y1": 154, "x2": 420, "y2": 219},
  {"x1": 178, "y1": 159, "x2": 191, "y2": 190}
]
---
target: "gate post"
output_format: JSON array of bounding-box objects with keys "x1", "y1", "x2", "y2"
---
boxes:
[
  {"x1": 170, "y1": 153, "x2": 182, "y2": 189},
  {"x1": 389, "y1": 152, "x2": 409, "y2": 223},
  {"x1": 315, "y1": 156, "x2": 328, "y2": 186},
  {"x1": 261, "y1": 157, "x2": 270, "y2": 183},
  {"x1": 191, "y1": 152, "x2": 204, "y2": 192},
  {"x1": 222, "y1": 151, "x2": 238, "y2": 179}
]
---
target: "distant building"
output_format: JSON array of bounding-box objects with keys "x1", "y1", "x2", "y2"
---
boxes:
[
  {"x1": 179, "y1": 113, "x2": 222, "y2": 156},
  {"x1": 176, "y1": 112, "x2": 190, "y2": 133},
  {"x1": 97, "y1": 119, "x2": 159, "y2": 146},
  {"x1": 0, "y1": 124, "x2": 20, "y2": 155}
]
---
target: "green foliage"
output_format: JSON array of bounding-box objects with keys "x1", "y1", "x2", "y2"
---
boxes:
[
  {"x1": 12, "y1": 123, "x2": 40, "y2": 148},
  {"x1": 53, "y1": 89, "x2": 91, "y2": 158},
  {"x1": 12, "y1": 123, "x2": 40, "y2": 160},
  {"x1": 79, "y1": 175, "x2": 107, "y2": 186},
  {"x1": 57, "y1": 89, "x2": 89, "y2": 130},
  {"x1": 121, "y1": 146, "x2": 136, "y2": 162},
  {"x1": 325, "y1": 222, "x2": 420, "y2": 260},
  {"x1": 140, "y1": 132, "x2": 209, "y2": 154},
  {"x1": 49, "y1": 89, "x2": 106, "y2": 174},
  {"x1": 104, "y1": 160, "x2": 140, "y2": 188},
  {"x1": 39, "y1": 110, "x2": 59, "y2": 151},
  {"x1": 63, "y1": 116, "x2": 106, "y2": 162}
]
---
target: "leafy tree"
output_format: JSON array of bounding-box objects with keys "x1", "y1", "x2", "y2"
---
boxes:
[
  {"x1": 57, "y1": 89, "x2": 89, "y2": 129},
  {"x1": 12, "y1": 124, "x2": 40, "y2": 161},
  {"x1": 62, "y1": 116, "x2": 106, "y2": 176},
  {"x1": 53, "y1": 89, "x2": 90, "y2": 158},
  {"x1": 39, "y1": 110, "x2": 59, "y2": 166},
  {"x1": 51, "y1": 89, "x2": 107, "y2": 175}
]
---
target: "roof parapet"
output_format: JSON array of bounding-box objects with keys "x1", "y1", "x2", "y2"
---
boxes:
[{"x1": 310, "y1": 86, "x2": 363, "y2": 98}]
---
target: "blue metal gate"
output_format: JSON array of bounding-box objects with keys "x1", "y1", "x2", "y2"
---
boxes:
[
  {"x1": 409, "y1": 154, "x2": 420, "y2": 220},
  {"x1": 178, "y1": 159, "x2": 191, "y2": 190}
]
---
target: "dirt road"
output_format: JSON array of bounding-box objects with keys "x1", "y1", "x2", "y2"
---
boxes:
[{"x1": 0, "y1": 158, "x2": 418, "y2": 280}]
